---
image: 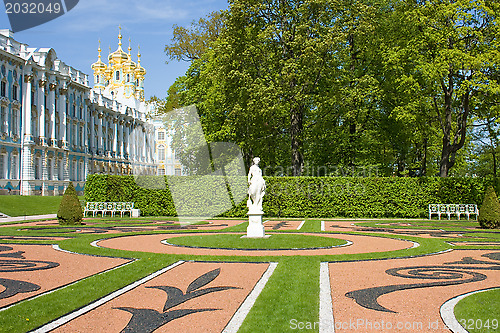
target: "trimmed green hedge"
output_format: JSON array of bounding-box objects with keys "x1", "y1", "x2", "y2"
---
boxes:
[{"x1": 84, "y1": 175, "x2": 498, "y2": 218}]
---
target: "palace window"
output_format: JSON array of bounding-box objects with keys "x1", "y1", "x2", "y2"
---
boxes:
[
  {"x1": 0, "y1": 106, "x2": 6, "y2": 133},
  {"x1": 115, "y1": 71, "x2": 120, "y2": 81},
  {"x1": 79, "y1": 160, "x2": 84, "y2": 181},
  {"x1": 71, "y1": 159, "x2": 76, "y2": 181},
  {"x1": 45, "y1": 111, "x2": 50, "y2": 139},
  {"x1": 55, "y1": 114, "x2": 60, "y2": 139},
  {"x1": 158, "y1": 145, "x2": 165, "y2": 160},
  {"x1": 11, "y1": 153, "x2": 18, "y2": 179},
  {"x1": 158, "y1": 131, "x2": 165, "y2": 140},
  {"x1": 12, "y1": 109, "x2": 18, "y2": 136},
  {"x1": 31, "y1": 110, "x2": 38, "y2": 138},
  {"x1": 34, "y1": 157, "x2": 41, "y2": 180},
  {"x1": 0, "y1": 153, "x2": 5, "y2": 179},
  {"x1": 158, "y1": 168, "x2": 165, "y2": 176},
  {"x1": 175, "y1": 168, "x2": 182, "y2": 176},
  {"x1": 47, "y1": 157, "x2": 53, "y2": 180},
  {"x1": 12, "y1": 85, "x2": 17, "y2": 101},
  {"x1": 0, "y1": 81, "x2": 5, "y2": 97},
  {"x1": 58, "y1": 159, "x2": 63, "y2": 180}
]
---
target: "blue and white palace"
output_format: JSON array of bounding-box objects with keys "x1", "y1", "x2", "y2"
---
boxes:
[{"x1": 0, "y1": 28, "x2": 172, "y2": 195}]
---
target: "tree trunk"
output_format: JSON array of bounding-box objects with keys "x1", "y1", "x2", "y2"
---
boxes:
[
  {"x1": 291, "y1": 105, "x2": 304, "y2": 176},
  {"x1": 421, "y1": 137, "x2": 428, "y2": 176},
  {"x1": 438, "y1": 85, "x2": 470, "y2": 177},
  {"x1": 492, "y1": 147, "x2": 497, "y2": 177}
]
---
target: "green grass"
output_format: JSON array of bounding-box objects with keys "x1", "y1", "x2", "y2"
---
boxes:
[
  {"x1": 0, "y1": 196, "x2": 83, "y2": 217},
  {"x1": 238, "y1": 257, "x2": 320, "y2": 332},
  {"x1": 0, "y1": 195, "x2": 63, "y2": 216},
  {"x1": 454, "y1": 288, "x2": 500, "y2": 333},
  {"x1": 167, "y1": 233, "x2": 347, "y2": 249}
]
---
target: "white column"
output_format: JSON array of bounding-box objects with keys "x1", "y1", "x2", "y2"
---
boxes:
[
  {"x1": 63, "y1": 151, "x2": 69, "y2": 181},
  {"x1": 49, "y1": 79, "x2": 57, "y2": 146},
  {"x1": 90, "y1": 110, "x2": 95, "y2": 153},
  {"x1": 84, "y1": 105, "x2": 88, "y2": 153},
  {"x1": 113, "y1": 118, "x2": 118, "y2": 157},
  {"x1": 125, "y1": 122, "x2": 130, "y2": 158},
  {"x1": 98, "y1": 113, "x2": 103, "y2": 154},
  {"x1": 59, "y1": 85, "x2": 68, "y2": 149},
  {"x1": 21, "y1": 71, "x2": 34, "y2": 195},
  {"x1": 118, "y1": 120, "x2": 123, "y2": 158},
  {"x1": 41, "y1": 149, "x2": 48, "y2": 195},
  {"x1": 38, "y1": 76, "x2": 46, "y2": 146}
]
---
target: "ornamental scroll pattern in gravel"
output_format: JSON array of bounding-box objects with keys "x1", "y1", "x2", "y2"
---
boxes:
[{"x1": 346, "y1": 251, "x2": 500, "y2": 313}]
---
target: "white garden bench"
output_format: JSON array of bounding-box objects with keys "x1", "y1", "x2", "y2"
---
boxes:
[
  {"x1": 84, "y1": 202, "x2": 137, "y2": 217},
  {"x1": 428, "y1": 204, "x2": 478, "y2": 220}
]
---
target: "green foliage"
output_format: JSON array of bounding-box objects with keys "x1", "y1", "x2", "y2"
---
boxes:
[
  {"x1": 157, "y1": 0, "x2": 500, "y2": 178},
  {"x1": 57, "y1": 182, "x2": 83, "y2": 225},
  {"x1": 478, "y1": 186, "x2": 500, "y2": 229},
  {"x1": 85, "y1": 175, "x2": 498, "y2": 218}
]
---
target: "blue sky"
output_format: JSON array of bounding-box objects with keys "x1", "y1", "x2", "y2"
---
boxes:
[{"x1": 0, "y1": 0, "x2": 229, "y2": 99}]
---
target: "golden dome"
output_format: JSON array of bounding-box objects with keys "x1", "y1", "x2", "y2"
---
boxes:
[
  {"x1": 123, "y1": 43, "x2": 137, "y2": 73},
  {"x1": 135, "y1": 47, "x2": 146, "y2": 77},
  {"x1": 91, "y1": 42, "x2": 107, "y2": 72},
  {"x1": 108, "y1": 27, "x2": 129, "y2": 64}
]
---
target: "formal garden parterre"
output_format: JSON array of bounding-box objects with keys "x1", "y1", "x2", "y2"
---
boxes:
[{"x1": 0, "y1": 209, "x2": 498, "y2": 332}]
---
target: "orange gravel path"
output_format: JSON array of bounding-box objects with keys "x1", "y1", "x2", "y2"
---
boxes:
[
  {"x1": 52, "y1": 262, "x2": 270, "y2": 333},
  {"x1": 329, "y1": 249, "x2": 500, "y2": 332}
]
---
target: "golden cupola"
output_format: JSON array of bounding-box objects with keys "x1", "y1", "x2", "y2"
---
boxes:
[
  {"x1": 135, "y1": 46, "x2": 146, "y2": 101},
  {"x1": 135, "y1": 51, "x2": 146, "y2": 77},
  {"x1": 91, "y1": 26, "x2": 147, "y2": 101},
  {"x1": 108, "y1": 27, "x2": 129, "y2": 65},
  {"x1": 91, "y1": 41, "x2": 107, "y2": 89},
  {"x1": 123, "y1": 41, "x2": 137, "y2": 73}
]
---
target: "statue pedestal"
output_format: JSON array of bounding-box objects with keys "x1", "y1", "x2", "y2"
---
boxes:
[{"x1": 246, "y1": 211, "x2": 266, "y2": 238}]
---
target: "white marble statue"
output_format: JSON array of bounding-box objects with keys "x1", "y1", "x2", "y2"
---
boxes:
[{"x1": 247, "y1": 157, "x2": 266, "y2": 213}]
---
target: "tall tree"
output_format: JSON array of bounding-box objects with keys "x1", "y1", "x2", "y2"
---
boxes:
[
  {"x1": 164, "y1": 10, "x2": 225, "y2": 63},
  {"x1": 390, "y1": 0, "x2": 499, "y2": 177},
  {"x1": 213, "y1": 0, "x2": 340, "y2": 175}
]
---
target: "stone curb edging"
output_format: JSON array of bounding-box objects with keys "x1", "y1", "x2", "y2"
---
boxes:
[
  {"x1": 440, "y1": 287, "x2": 500, "y2": 333},
  {"x1": 222, "y1": 262, "x2": 278, "y2": 333},
  {"x1": 320, "y1": 262, "x2": 335, "y2": 333}
]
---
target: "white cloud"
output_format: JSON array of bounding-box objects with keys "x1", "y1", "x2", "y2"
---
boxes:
[{"x1": 60, "y1": 0, "x2": 220, "y2": 33}]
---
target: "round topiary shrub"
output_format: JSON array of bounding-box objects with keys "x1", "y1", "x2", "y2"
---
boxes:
[
  {"x1": 57, "y1": 182, "x2": 83, "y2": 225},
  {"x1": 478, "y1": 186, "x2": 500, "y2": 229}
]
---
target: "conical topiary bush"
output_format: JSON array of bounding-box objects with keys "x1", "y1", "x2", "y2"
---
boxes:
[
  {"x1": 57, "y1": 182, "x2": 83, "y2": 225},
  {"x1": 478, "y1": 186, "x2": 500, "y2": 229}
]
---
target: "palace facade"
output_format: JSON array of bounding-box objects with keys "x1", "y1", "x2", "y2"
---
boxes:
[{"x1": 0, "y1": 29, "x2": 157, "y2": 195}]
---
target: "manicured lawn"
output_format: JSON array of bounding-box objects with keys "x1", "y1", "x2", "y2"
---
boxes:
[
  {"x1": 0, "y1": 195, "x2": 85, "y2": 217},
  {"x1": 0, "y1": 196, "x2": 62, "y2": 217},
  {"x1": 167, "y1": 233, "x2": 347, "y2": 249},
  {"x1": 454, "y1": 288, "x2": 500, "y2": 333}
]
